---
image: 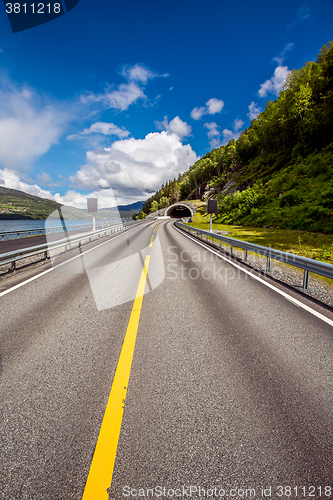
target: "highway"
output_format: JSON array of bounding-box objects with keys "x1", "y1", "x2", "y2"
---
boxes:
[{"x1": 0, "y1": 220, "x2": 333, "y2": 500}]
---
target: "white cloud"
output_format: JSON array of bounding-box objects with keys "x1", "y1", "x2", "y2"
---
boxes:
[
  {"x1": 206, "y1": 98, "x2": 224, "y2": 114},
  {"x1": 190, "y1": 98, "x2": 224, "y2": 120},
  {"x1": 53, "y1": 188, "x2": 122, "y2": 209},
  {"x1": 222, "y1": 129, "x2": 234, "y2": 143},
  {"x1": 204, "y1": 122, "x2": 220, "y2": 138},
  {"x1": 258, "y1": 65, "x2": 290, "y2": 97},
  {"x1": 0, "y1": 168, "x2": 58, "y2": 200},
  {"x1": 81, "y1": 82, "x2": 145, "y2": 111},
  {"x1": 80, "y1": 64, "x2": 168, "y2": 112},
  {"x1": 0, "y1": 168, "x2": 137, "y2": 209},
  {"x1": 204, "y1": 118, "x2": 244, "y2": 148},
  {"x1": 155, "y1": 116, "x2": 192, "y2": 140},
  {"x1": 221, "y1": 118, "x2": 244, "y2": 145},
  {"x1": 36, "y1": 171, "x2": 53, "y2": 186},
  {"x1": 233, "y1": 118, "x2": 244, "y2": 132},
  {"x1": 273, "y1": 42, "x2": 295, "y2": 65},
  {"x1": 190, "y1": 106, "x2": 206, "y2": 120},
  {"x1": 121, "y1": 63, "x2": 168, "y2": 84},
  {"x1": 247, "y1": 102, "x2": 261, "y2": 121},
  {"x1": 204, "y1": 122, "x2": 221, "y2": 149},
  {"x1": 69, "y1": 131, "x2": 198, "y2": 201},
  {"x1": 0, "y1": 76, "x2": 68, "y2": 170},
  {"x1": 67, "y1": 121, "x2": 130, "y2": 140}
]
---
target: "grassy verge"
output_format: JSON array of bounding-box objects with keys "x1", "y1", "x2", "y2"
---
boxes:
[
  {"x1": 189, "y1": 201, "x2": 333, "y2": 262},
  {"x1": 187, "y1": 200, "x2": 333, "y2": 287}
]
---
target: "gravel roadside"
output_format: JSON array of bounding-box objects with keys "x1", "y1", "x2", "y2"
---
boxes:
[{"x1": 1, "y1": 233, "x2": 333, "y2": 309}]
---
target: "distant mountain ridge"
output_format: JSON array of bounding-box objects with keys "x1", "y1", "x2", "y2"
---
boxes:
[{"x1": 0, "y1": 186, "x2": 144, "y2": 220}]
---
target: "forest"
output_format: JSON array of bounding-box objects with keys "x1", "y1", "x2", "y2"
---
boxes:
[{"x1": 140, "y1": 41, "x2": 333, "y2": 233}]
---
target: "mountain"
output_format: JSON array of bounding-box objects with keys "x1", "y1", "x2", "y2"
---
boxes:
[
  {"x1": 0, "y1": 186, "x2": 62, "y2": 220},
  {"x1": 143, "y1": 40, "x2": 333, "y2": 234},
  {"x1": 0, "y1": 186, "x2": 144, "y2": 220},
  {"x1": 98, "y1": 201, "x2": 144, "y2": 219}
]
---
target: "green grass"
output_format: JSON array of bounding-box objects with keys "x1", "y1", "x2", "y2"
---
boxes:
[
  {"x1": 190, "y1": 200, "x2": 333, "y2": 261},
  {"x1": 187, "y1": 199, "x2": 333, "y2": 288}
]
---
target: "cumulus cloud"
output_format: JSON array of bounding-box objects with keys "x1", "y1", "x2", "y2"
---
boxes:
[
  {"x1": 67, "y1": 121, "x2": 130, "y2": 140},
  {"x1": 53, "y1": 188, "x2": 122, "y2": 209},
  {"x1": 190, "y1": 98, "x2": 224, "y2": 120},
  {"x1": 206, "y1": 98, "x2": 224, "y2": 114},
  {"x1": 247, "y1": 102, "x2": 261, "y2": 121},
  {"x1": 80, "y1": 63, "x2": 168, "y2": 112},
  {"x1": 204, "y1": 118, "x2": 244, "y2": 148},
  {"x1": 69, "y1": 131, "x2": 198, "y2": 201},
  {"x1": 0, "y1": 76, "x2": 68, "y2": 170},
  {"x1": 0, "y1": 168, "x2": 136, "y2": 209},
  {"x1": 0, "y1": 168, "x2": 58, "y2": 200},
  {"x1": 120, "y1": 63, "x2": 168, "y2": 84},
  {"x1": 204, "y1": 122, "x2": 221, "y2": 148},
  {"x1": 258, "y1": 65, "x2": 290, "y2": 97},
  {"x1": 155, "y1": 116, "x2": 192, "y2": 140},
  {"x1": 221, "y1": 118, "x2": 244, "y2": 145}
]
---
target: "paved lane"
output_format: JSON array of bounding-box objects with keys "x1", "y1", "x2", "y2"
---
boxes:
[
  {"x1": 1, "y1": 220, "x2": 333, "y2": 499},
  {"x1": 109, "y1": 221, "x2": 333, "y2": 497},
  {"x1": 0, "y1": 221, "x2": 156, "y2": 499}
]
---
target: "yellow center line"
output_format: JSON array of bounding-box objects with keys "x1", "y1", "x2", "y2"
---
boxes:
[
  {"x1": 82, "y1": 254, "x2": 151, "y2": 500},
  {"x1": 149, "y1": 234, "x2": 154, "y2": 247}
]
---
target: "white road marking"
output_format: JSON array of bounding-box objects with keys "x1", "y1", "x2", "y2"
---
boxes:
[
  {"x1": 174, "y1": 224, "x2": 333, "y2": 328},
  {"x1": 0, "y1": 227, "x2": 139, "y2": 298}
]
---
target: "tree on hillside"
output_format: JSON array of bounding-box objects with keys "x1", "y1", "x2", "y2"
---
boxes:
[{"x1": 150, "y1": 200, "x2": 159, "y2": 213}]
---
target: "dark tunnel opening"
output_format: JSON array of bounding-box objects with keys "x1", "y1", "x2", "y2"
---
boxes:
[{"x1": 166, "y1": 205, "x2": 192, "y2": 218}]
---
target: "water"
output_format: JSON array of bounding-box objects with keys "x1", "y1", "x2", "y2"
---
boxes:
[{"x1": 0, "y1": 219, "x2": 124, "y2": 240}]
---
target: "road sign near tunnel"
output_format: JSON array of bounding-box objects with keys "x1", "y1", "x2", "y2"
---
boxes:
[
  {"x1": 207, "y1": 199, "x2": 217, "y2": 233},
  {"x1": 207, "y1": 199, "x2": 218, "y2": 213}
]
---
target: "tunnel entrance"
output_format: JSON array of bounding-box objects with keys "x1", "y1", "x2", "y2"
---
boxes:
[{"x1": 166, "y1": 204, "x2": 192, "y2": 218}]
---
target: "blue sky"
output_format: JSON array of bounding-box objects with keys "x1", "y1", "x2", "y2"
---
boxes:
[{"x1": 0, "y1": 0, "x2": 332, "y2": 208}]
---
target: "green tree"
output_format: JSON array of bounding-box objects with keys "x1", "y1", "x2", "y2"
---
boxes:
[
  {"x1": 150, "y1": 200, "x2": 159, "y2": 213},
  {"x1": 159, "y1": 196, "x2": 170, "y2": 209}
]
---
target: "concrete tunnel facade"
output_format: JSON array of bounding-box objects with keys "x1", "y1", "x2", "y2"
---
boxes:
[{"x1": 164, "y1": 202, "x2": 195, "y2": 218}]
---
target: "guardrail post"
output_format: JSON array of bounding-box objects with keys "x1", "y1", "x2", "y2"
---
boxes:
[
  {"x1": 11, "y1": 261, "x2": 16, "y2": 271},
  {"x1": 245, "y1": 249, "x2": 248, "y2": 261},
  {"x1": 44, "y1": 251, "x2": 48, "y2": 260},
  {"x1": 266, "y1": 256, "x2": 271, "y2": 272},
  {"x1": 303, "y1": 270, "x2": 309, "y2": 289},
  {"x1": 230, "y1": 244, "x2": 233, "y2": 255}
]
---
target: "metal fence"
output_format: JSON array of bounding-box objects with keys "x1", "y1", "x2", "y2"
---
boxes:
[
  {"x1": 0, "y1": 220, "x2": 141, "y2": 271},
  {"x1": 0, "y1": 221, "x2": 121, "y2": 241},
  {"x1": 175, "y1": 222, "x2": 333, "y2": 289}
]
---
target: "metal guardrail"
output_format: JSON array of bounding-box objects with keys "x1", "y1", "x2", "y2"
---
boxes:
[
  {"x1": 0, "y1": 221, "x2": 121, "y2": 241},
  {"x1": 0, "y1": 220, "x2": 141, "y2": 271},
  {"x1": 175, "y1": 222, "x2": 333, "y2": 289}
]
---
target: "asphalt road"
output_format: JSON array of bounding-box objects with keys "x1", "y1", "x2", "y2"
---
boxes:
[{"x1": 0, "y1": 220, "x2": 332, "y2": 500}]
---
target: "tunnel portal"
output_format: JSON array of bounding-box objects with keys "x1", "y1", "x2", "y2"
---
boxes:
[{"x1": 165, "y1": 203, "x2": 193, "y2": 218}]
